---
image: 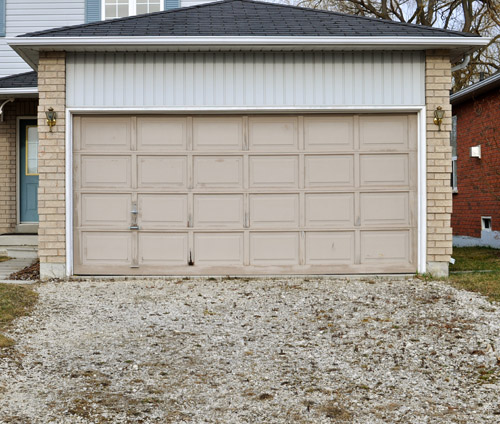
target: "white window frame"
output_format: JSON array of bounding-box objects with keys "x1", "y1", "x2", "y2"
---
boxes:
[
  {"x1": 102, "y1": 0, "x2": 164, "y2": 20},
  {"x1": 482, "y1": 217, "x2": 492, "y2": 232}
]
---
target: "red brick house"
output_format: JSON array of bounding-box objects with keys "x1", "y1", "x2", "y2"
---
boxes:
[{"x1": 450, "y1": 73, "x2": 500, "y2": 248}]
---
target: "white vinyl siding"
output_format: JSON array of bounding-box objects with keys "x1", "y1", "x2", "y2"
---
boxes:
[
  {"x1": 66, "y1": 51, "x2": 425, "y2": 108},
  {"x1": 0, "y1": 0, "x2": 85, "y2": 77}
]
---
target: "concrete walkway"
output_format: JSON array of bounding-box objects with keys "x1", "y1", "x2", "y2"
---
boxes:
[{"x1": 0, "y1": 258, "x2": 35, "y2": 280}]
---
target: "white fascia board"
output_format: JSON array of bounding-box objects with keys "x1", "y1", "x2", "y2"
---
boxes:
[
  {"x1": 8, "y1": 35, "x2": 491, "y2": 48},
  {"x1": 8, "y1": 35, "x2": 490, "y2": 71}
]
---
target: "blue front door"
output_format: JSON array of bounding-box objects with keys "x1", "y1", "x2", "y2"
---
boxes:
[{"x1": 19, "y1": 120, "x2": 39, "y2": 223}]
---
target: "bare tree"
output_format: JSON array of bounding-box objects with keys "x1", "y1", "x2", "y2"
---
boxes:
[{"x1": 293, "y1": 0, "x2": 500, "y2": 91}]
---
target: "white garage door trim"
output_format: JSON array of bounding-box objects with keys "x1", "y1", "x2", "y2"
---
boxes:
[{"x1": 65, "y1": 106, "x2": 427, "y2": 276}]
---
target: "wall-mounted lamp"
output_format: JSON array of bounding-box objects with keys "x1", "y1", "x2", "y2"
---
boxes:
[
  {"x1": 433, "y1": 106, "x2": 445, "y2": 131},
  {"x1": 45, "y1": 107, "x2": 57, "y2": 132}
]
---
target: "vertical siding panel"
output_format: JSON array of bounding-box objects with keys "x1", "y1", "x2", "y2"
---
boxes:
[
  {"x1": 343, "y1": 52, "x2": 354, "y2": 105},
  {"x1": 234, "y1": 53, "x2": 245, "y2": 106},
  {"x1": 392, "y1": 51, "x2": 403, "y2": 105},
  {"x1": 94, "y1": 54, "x2": 105, "y2": 106},
  {"x1": 382, "y1": 52, "x2": 392, "y2": 105},
  {"x1": 372, "y1": 51, "x2": 383, "y2": 106},
  {"x1": 324, "y1": 52, "x2": 333, "y2": 106},
  {"x1": 274, "y1": 52, "x2": 284, "y2": 106},
  {"x1": 66, "y1": 51, "x2": 425, "y2": 108},
  {"x1": 224, "y1": 53, "x2": 235, "y2": 107},
  {"x1": 164, "y1": 53, "x2": 174, "y2": 106},
  {"x1": 214, "y1": 53, "x2": 225, "y2": 106},
  {"x1": 353, "y1": 52, "x2": 363, "y2": 105},
  {"x1": 254, "y1": 52, "x2": 264, "y2": 106},
  {"x1": 153, "y1": 54, "x2": 163, "y2": 107},
  {"x1": 114, "y1": 53, "x2": 124, "y2": 107}
]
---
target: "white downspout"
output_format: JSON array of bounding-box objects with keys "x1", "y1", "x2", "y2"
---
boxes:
[
  {"x1": 451, "y1": 54, "x2": 470, "y2": 72},
  {"x1": 0, "y1": 97, "x2": 14, "y2": 122}
]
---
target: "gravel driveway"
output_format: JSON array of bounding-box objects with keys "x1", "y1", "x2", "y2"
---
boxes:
[{"x1": 1, "y1": 277, "x2": 500, "y2": 423}]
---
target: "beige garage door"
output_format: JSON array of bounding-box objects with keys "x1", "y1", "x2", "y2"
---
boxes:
[{"x1": 73, "y1": 114, "x2": 417, "y2": 275}]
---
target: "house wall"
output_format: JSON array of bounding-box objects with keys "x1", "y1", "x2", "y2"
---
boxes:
[
  {"x1": 425, "y1": 50, "x2": 453, "y2": 277},
  {"x1": 0, "y1": 99, "x2": 38, "y2": 234},
  {"x1": 0, "y1": 0, "x2": 85, "y2": 77},
  {"x1": 37, "y1": 51, "x2": 67, "y2": 279},
  {"x1": 66, "y1": 51, "x2": 425, "y2": 108},
  {"x1": 451, "y1": 89, "x2": 500, "y2": 238}
]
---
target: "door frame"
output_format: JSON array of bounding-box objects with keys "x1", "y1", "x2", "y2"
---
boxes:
[
  {"x1": 16, "y1": 116, "x2": 38, "y2": 233},
  {"x1": 65, "y1": 106, "x2": 427, "y2": 277}
]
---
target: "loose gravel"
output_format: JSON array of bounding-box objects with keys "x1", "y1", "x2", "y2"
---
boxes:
[{"x1": 1, "y1": 277, "x2": 500, "y2": 423}]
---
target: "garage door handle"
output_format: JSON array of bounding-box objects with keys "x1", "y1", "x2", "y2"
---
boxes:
[{"x1": 130, "y1": 202, "x2": 140, "y2": 230}]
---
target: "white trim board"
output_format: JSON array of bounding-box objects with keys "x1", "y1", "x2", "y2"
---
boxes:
[{"x1": 64, "y1": 106, "x2": 427, "y2": 277}]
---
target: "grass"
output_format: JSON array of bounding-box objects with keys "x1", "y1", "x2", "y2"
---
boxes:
[
  {"x1": 0, "y1": 256, "x2": 10, "y2": 263},
  {"x1": 0, "y1": 283, "x2": 38, "y2": 348},
  {"x1": 448, "y1": 247, "x2": 500, "y2": 302}
]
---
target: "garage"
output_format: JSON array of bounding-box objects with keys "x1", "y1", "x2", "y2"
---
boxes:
[{"x1": 73, "y1": 113, "x2": 417, "y2": 275}]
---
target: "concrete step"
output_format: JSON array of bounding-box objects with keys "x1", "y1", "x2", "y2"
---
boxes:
[
  {"x1": 3, "y1": 247, "x2": 38, "y2": 259},
  {"x1": 0, "y1": 235, "x2": 38, "y2": 259}
]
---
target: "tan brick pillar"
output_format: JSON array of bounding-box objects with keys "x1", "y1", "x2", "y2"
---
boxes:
[
  {"x1": 38, "y1": 51, "x2": 66, "y2": 279},
  {"x1": 425, "y1": 50, "x2": 453, "y2": 277},
  {"x1": 0, "y1": 102, "x2": 18, "y2": 234}
]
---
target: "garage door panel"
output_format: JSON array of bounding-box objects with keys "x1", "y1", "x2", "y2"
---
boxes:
[
  {"x1": 194, "y1": 195, "x2": 243, "y2": 228},
  {"x1": 250, "y1": 194, "x2": 299, "y2": 228},
  {"x1": 360, "y1": 230, "x2": 411, "y2": 264},
  {"x1": 193, "y1": 117, "x2": 243, "y2": 151},
  {"x1": 194, "y1": 233, "x2": 244, "y2": 265},
  {"x1": 360, "y1": 154, "x2": 409, "y2": 187},
  {"x1": 361, "y1": 192, "x2": 409, "y2": 226},
  {"x1": 139, "y1": 233, "x2": 187, "y2": 265},
  {"x1": 75, "y1": 113, "x2": 417, "y2": 275},
  {"x1": 138, "y1": 156, "x2": 187, "y2": 189},
  {"x1": 137, "y1": 116, "x2": 187, "y2": 151},
  {"x1": 80, "y1": 232, "x2": 132, "y2": 266},
  {"x1": 194, "y1": 156, "x2": 243, "y2": 188},
  {"x1": 304, "y1": 116, "x2": 354, "y2": 151},
  {"x1": 249, "y1": 116, "x2": 298, "y2": 151},
  {"x1": 305, "y1": 193, "x2": 354, "y2": 227},
  {"x1": 305, "y1": 232, "x2": 355, "y2": 264},
  {"x1": 360, "y1": 115, "x2": 408, "y2": 150},
  {"x1": 80, "y1": 156, "x2": 131, "y2": 189},
  {"x1": 138, "y1": 194, "x2": 187, "y2": 229},
  {"x1": 77, "y1": 116, "x2": 131, "y2": 151},
  {"x1": 81, "y1": 193, "x2": 131, "y2": 228},
  {"x1": 249, "y1": 156, "x2": 298, "y2": 188},
  {"x1": 250, "y1": 232, "x2": 299, "y2": 265},
  {"x1": 305, "y1": 155, "x2": 354, "y2": 187}
]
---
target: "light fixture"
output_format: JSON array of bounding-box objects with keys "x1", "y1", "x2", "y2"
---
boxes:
[
  {"x1": 45, "y1": 107, "x2": 57, "y2": 132},
  {"x1": 433, "y1": 106, "x2": 445, "y2": 131}
]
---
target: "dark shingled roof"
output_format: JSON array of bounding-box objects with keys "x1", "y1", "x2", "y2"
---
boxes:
[
  {"x1": 0, "y1": 71, "x2": 37, "y2": 89},
  {"x1": 21, "y1": 0, "x2": 476, "y2": 38}
]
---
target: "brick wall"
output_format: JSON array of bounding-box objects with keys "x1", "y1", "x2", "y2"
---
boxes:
[
  {"x1": 38, "y1": 51, "x2": 66, "y2": 279},
  {"x1": 451, "y1": 89, "x2": 500, "y2": 237},
  {"x1": 425, "y1": 50, "x2": 453, "y2": 276},
  {"x1": 0, "y1": 99, "x2": 38, "y2": 234}
]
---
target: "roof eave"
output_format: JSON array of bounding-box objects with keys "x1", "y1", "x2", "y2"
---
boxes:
[
  {"x1": 451, "y1": 73, "x2": 500, "y2": 105},
  {"x1": 0, "y1": 87, "x2": 38, "y2": 96},
  {"x1": 8, "y1": 36, "x2": 491, "y2": 71}
]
